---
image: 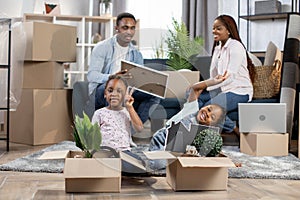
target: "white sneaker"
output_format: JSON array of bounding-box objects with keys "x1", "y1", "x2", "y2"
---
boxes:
[
  {"x1": 130, "y1": 137, "x2": 137, "y2": 147},
  {"x1": 143, "y1": 119, "x2": 151, "y2": 129}
]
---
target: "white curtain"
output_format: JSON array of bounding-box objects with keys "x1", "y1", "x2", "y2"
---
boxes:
[{"x1": 182, "y1": 0, "x2": 218, "y2": 54}]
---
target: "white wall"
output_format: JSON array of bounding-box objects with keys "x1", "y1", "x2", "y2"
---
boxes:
[
  {"x1": 0, "y1": 0, "x2": 90, "y2": 18},
  {"x1": 127, "y1": 0, "x2": 182, "y2": 58}
]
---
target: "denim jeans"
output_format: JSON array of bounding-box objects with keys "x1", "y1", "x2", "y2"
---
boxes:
[
  {"x1": 122, "y1": 150, "x2": 146, "y2": 174},
  {"x1": 95, "y1": 83, "x2": 161, "y2": 123},
  {"x1": 148, "y1": 128, "x2": 168, "y2": 170},
  {"x1": 198, "y1": 89, "x2": 249, "y2": 132}
]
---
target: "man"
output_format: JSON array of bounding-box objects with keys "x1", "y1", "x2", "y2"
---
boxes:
[{"x1": 87, "y1": 12, "x2": 160, "y2": 124}]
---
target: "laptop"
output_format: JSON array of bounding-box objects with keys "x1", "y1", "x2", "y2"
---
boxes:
[
  {"x1": 121, "y1": 60, "x2": 169, "y2": 99},
  {"x1": 165, "y1": 122, "x2": 220, "y2": 153},
  {"x1": 238, "y1": 103, "x2": 286, "y2": 133}
]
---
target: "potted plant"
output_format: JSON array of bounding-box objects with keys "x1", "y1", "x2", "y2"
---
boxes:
[
  {"x1": 165, "y1": 17, "x2": 204, "y2": 70},
  {"x1": 73, "y1": 112, "x2": 102, "y2": 158},
  {"x1": 191, "y1": 128, "x2": 223, "y2": 157}
]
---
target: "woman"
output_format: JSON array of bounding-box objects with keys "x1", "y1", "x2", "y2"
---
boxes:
[{"x1": 197, "y1": 14, "x2": 254, "y2": 138}]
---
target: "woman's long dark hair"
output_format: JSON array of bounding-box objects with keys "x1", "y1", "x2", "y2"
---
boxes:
[{"x1": 212, "y1": 15, "x2": 255, "y2": 82}]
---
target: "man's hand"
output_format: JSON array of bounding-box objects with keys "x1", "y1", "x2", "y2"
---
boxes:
[{"x1": 115, "y1": 69, "x2": 132, "y2": 79}]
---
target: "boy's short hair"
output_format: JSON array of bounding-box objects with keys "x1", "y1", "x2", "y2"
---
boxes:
[{"x1": 116, "y1": 12, "x2": 136, "y2": 26}]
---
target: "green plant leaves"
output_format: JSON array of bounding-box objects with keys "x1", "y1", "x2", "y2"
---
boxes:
[
  {"x1": 166, "y1": 18, "x2": 204, "y2": 70},
  {"x1": 73, "y1": 112, "x2": 102, "y2": 158},
  {"x1": 191, "y1": 128, "x2": 223, "y2": 157}
]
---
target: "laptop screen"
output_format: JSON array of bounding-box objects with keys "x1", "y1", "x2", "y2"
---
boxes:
[
  {"x1": 121, "y1": 60, "x2": 169, "y2": 98},
  {"x1": 238, "y1": 103, "x2": 286, "y2": 133},
  {"x1": 165, "y1": 122, "x2": 220, "y2": 153}
]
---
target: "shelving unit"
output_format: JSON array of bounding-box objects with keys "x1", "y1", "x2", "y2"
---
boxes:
[
  {"x1": 238, "y1": 0, "x2": 299, "y2": 52},
  {"x1": 23, "y1": 13, "x2": 114, "y2": 88},
  {"x1": 0, "y1": 18, "x2": 11, "y2": 151}
]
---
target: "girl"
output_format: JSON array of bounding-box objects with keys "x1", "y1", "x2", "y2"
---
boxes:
[{"x1": 92, "y1": 75, "x2": 145, "y2": 174}]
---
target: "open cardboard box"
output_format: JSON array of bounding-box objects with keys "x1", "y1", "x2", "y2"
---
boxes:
[
  {"x1": 144, "y1": 151, "x2": 235, "y2": 191},
  {"x1": 39, "y1": 150, "x2": 146, "y2": 193}
]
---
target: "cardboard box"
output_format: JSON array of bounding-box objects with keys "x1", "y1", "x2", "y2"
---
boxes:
[
  {"x1": 39, "y1": 150, "x2": 146, "y2": 193},
  {"x1": 144, "y1": 151, "x2": 235, "y2": 191},
  {"x1": 240, "y1": 133, "x2": 289, "y2": 156},
  {"x1": 23, "y1": 61, "x2": 64, "y2": 89},
  {"x1": 24, "y1": 21, "x2": 76, "y2": 62},
  {"x1": 165, "y1": 71, "x2": 200, "y2": 98},
  {"x1": 9, "y1": 89, "x2": 73, "y2": 145},
  {"x1": 65, "y1": 156, "x2": 121, "y2": 193}
]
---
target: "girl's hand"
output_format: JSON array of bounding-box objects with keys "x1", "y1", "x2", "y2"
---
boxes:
[
  {"x1": 124, "y1": 86, "x2": 144, "y2": 132},
  {"x1": 124, "y1": 86, "x2": 135, "y2": 108}
]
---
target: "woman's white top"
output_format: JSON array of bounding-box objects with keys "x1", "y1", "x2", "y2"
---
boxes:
[{"x1": 207, "y1": 38, "x2": 253, "y2": 101}]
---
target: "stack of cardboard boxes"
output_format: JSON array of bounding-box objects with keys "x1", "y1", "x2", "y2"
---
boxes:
[
  {"x1": 238, "y1": 103, "x2": 289, "y2": 156},
  {"x1": 9, "y1": 21, "x2": 77, "y2": 145}
]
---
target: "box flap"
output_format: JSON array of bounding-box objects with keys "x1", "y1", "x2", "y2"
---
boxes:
[
  {"x1": 64, "y1": 158, "x2": 121, "y2": 178},
  {"x1": 119, "y1": 151, "x2": 146, "y2": 171},
  {"x1": 177, "y1": 157, "x2": 236, "y2": 168},
  {"x1": 143, "y1": 151, "x2": 177, "y2": 160},
  {"x1": 38, "y1": 150, "x2": 70, "y2": 160}
]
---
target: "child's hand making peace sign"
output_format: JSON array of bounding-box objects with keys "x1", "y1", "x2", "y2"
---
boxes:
[{"x1": 124, "y1": 86, "x2": 135, "y2": 108}]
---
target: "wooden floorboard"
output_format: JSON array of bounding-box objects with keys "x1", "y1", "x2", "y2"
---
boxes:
[{"x1": 0, "y1": 129, "x2": 300, "y2": 199}]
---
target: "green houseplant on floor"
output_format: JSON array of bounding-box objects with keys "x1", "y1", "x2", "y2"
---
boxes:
[{"x1": 73, "y1": 112, "x2": 102, "y2": 158}]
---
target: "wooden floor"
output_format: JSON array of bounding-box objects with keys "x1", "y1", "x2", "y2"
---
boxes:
[{"x1": 1, "y1": 128, "x2": 300, "y2": 199}]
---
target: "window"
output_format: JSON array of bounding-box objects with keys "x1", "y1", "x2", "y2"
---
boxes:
[{"x1": 127, "y1": 0, "x2": 182, "y2": 58}]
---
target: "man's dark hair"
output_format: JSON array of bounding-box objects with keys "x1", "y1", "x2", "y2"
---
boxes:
[{"x1": 116, "y1": 12, "x2": 136, "y2": 26}]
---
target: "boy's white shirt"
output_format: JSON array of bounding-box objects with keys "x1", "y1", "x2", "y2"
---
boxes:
[{"x1": 165, "y1": 100, "x2": 199, "y2": 126}]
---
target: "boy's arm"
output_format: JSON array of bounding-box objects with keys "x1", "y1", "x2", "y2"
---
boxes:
[{"x1": 188, "y1": 72, "x2": 228, "y2": 102}]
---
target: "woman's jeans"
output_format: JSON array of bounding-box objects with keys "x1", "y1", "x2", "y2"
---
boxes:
[{"x1": 198, "y1": 89, "x2": 249, "y2": 132}]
